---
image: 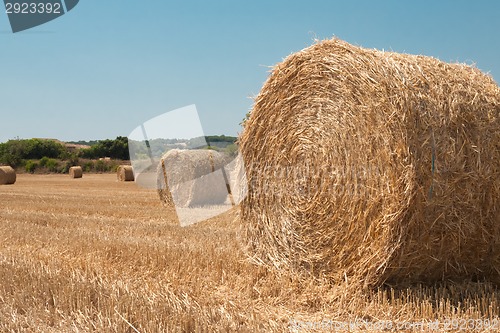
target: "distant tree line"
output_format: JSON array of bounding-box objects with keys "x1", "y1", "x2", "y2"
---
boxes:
[
  {"x1": 0, "y1": 137, "x2": 130, "y2": 171},
  {"x1": 204, "y1": 135, "x2": 238, "y2": 156},
  {"x1": 79, "y1": 136, "x2": 129, "y2": 160},
  {"x1": 205, "y1": 135, "x2": 237, "y2": 144},
  {"x1": 0, "y1": 135, "x2": 237, "y2": 171},
  {"x1": 129, "y1": 135, "x2": 238, "y2": 161},
  {"x1": 66, "y1": 139, "x2": 100, "y2": 146},
  {"x1": 0, "y1": 138, "x2": 66, "y2": 167}
]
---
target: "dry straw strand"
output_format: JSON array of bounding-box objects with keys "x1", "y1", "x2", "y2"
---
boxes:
[
  {"x1": 69, "y1": 166, "x2": 83, "y2": 179},
  {"x1": 239, "y1": 38, "x2": 500, "y2": 289},
  {"x1": 117, "y1": 165, "x2": 134, "y2": 182},
  {"x1": 0, "y1": 166, "x2": 16, "y2": 185}
]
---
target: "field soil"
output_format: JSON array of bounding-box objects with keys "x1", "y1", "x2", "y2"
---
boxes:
[{"x1": 0, "y1": 174, "x2": 498, "y2": 332}]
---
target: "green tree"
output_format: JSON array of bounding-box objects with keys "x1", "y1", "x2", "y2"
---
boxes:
[
  {"x1": 25, "y1": 160, "x2": 37, "y2": 173},
  {"x1": 0, "y1": 140, "x2": 23, "y2": 166},
  {"x1": 39, "y1": 156, "x2": 50, "y2": 167},
  {"x1": 45, "y1": 158, "x2": 58, "y2": 172},
  {"x1": 79, "y1": 136, "x2": 129, "y2": 160},
  {"x1": 0, "y1": 139, "x2": 65, "y2": 166}
]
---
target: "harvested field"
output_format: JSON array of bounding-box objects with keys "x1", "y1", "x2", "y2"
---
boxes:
[{"x1": 0, "y1": 174, "x2": 499, "y2": 332}]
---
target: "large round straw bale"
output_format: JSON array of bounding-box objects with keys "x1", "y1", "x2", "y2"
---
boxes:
[
  {"x1": 0, "y1": 166, "x2": 16, "y2": 185},
  {"x1": 117, "y1": 165, "x2": 134, "y2": 181},
  {"x1": 69, "y1": 166, "x2": 83, "y2": 179},
  {"x1": 239, "y1": 38, "x2": 500, "y2": 288},
  {"x1": 157, "y1": 149, "x2": 229, "y2": 207}
]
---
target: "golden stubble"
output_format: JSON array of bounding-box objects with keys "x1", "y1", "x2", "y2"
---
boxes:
[{"x1": 0, "y1": 174, "x2": 498, "y2": 332}]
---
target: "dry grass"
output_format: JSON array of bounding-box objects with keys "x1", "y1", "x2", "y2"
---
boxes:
[
  {"x1": 239, "y1": 38, "x2": 500, "y2": 289},
  {"x1": 0, "y1": 174, "x2": 499, "y2": 332}
]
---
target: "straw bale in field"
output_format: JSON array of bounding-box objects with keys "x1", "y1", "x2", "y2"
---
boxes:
[
  {"x1": 157, "y1": 149, "x2": 229, "y2": 207},
  {"x1": 69, "y1": 166, "x2": 83, "y2": 179},
  {"x1": 239, "y1": 38, "x2": 500, "y2": 287},
  {"x1": 0, "y1": 166, "x2": 16, "y2": 185},
  {"x1": 117, "y1": 165, "x2": 134, "y2": 181}
]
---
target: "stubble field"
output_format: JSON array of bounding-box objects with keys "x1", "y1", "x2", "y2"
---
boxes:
[{"x1": 0, "y1": 174, "x2": 499, "y2": 332}]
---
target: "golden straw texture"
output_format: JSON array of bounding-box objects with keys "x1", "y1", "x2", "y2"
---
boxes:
[
  {"x1": 69, "y1": 166, "x2": 83, "y2": 179},
  {"x1": 117, "y1": 165, "x2": 134, "y2": 182},
  {"x1": 239, "y1": 38, "x2": 500, "y2": 288},
  {"x1": 157, "y1": 149, "x2": 229, "y2": 207},
  {"x1": 0, "y1": 166, "x2": 16, "y2": 185}
]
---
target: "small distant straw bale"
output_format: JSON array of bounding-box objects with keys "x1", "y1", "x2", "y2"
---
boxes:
[
  {"x1": 117, "y1": 165, "x2": 134, "y2": 181},
  {"x1": 0, "y1": 166, "x2": 16, "y2": 185},
  {"x1": 69, "y1": 166, "x2": 83, "y2": 179}
]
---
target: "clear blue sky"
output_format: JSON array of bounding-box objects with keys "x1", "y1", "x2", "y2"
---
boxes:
[{"x1": 1, "y1": 0, "x2": 499, "y2": 143}]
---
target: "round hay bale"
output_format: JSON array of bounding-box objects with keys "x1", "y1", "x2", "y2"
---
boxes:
[
  {"x1": 239, "y1": 38, "x2": 500, "y2": 288},
  {"x1": 0, "y1": 166, "x2": 16, "y2": 185},
  {"x1": 117, "y1": 165, "x2": 134, "y2": 181},
  {"x1": 69, "y1": 166, "x2": 83, "y2": 179},
  {"x1": 156, "y1": 149, "x2": 229, "y2": 207}
]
